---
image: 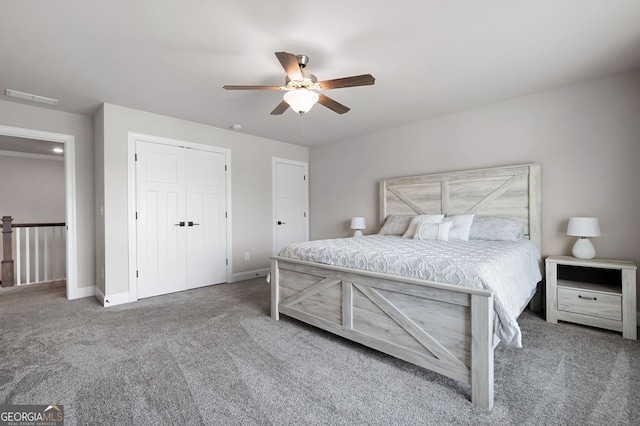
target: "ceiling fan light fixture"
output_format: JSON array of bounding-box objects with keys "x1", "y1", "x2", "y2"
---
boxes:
[{"x1": 283, "y1": 89, "x2": 319, "y2": 114}]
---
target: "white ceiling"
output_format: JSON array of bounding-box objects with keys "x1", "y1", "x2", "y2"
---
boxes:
[{"x1": 1, "y1": 1, "x2": 640, "y2": 147}]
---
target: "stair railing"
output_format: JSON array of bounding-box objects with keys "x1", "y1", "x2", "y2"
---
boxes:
[{"x1": 1, "y1": 216, "x2": 66, "y2": 287}]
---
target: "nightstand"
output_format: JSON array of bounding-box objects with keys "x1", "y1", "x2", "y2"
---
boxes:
[{"x1": 546, "y1": 255, "x2": 637, "y2": 339}]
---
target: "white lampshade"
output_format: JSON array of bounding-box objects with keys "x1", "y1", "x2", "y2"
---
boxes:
[
  {"x1": 350, "y1": 217, "x2": 366, "y2": 230},
  {"x1": 350, "y1": 217, "x2": 366, "y2": 237},
  {"x1": 567, "y1": 217, "x2": 601, "y2": 237},
  {"x1": 567, "y1": 217, "x2": 600, "y2": 259},
  {"x1": 283, "y1": 89, "x2": 319, "y2": 114}
]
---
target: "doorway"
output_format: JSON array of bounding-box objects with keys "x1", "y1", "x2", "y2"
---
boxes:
[
  {"x1": 0, "y1": 124, "x2": 78, "y2": 299},
  {"x1": 127, "y1": 133, "x2": 231, "y2": 300}
]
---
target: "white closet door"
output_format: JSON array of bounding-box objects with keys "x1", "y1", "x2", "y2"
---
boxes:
[
  {"x1": 186, "y1": 149, "x2": 227, "y2": 289},
  {"x1": 136, "y1": 141, "x2": 187, "y2": 298}
]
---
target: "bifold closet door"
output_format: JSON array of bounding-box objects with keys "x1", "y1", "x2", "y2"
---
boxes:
[{"x1": 136, "y1": 141, "x2": 227, "y2": 299}]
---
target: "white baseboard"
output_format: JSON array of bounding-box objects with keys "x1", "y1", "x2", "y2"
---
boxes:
[
  {"x1": 92, "y1": 269, "x2": 268, "y2": 307},
  {"x1": 101, "y1": 290, "x2": 133, "y2": 307},
  {"x1": 231, "y1": 268, "x2": 270, "y2": 283}
]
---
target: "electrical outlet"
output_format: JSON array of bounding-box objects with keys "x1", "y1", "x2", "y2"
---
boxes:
[{"x1": 244, "y1": 252, "x2": 250, "y2": 261}]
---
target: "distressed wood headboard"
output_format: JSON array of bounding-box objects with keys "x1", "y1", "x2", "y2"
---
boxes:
[{"x1": 379, "y1": 164, "x2": 542, "y2": 252}]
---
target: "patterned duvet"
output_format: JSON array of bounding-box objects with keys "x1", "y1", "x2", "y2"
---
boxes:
[{"x1": 278, "y1": 235, "x2": 543, "y2": 347}]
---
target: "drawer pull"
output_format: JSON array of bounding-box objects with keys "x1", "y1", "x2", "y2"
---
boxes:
[{"x1": 578, "y1": 295, "x2": 597, "y2": 301}]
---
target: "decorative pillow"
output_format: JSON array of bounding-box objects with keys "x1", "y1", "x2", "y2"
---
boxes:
[
  {"x1": 442, "y1": 214, "x2": 475, "y2": 241},
  {"x1": 469, "y1": 216, "x2": 525, "y2": 241},
  {"x1": 402, "y1": 214, "x2": 445, "y2": 238},
  {"x1": 414, "y1": 221, "x2": 453, "y2": 241},
  {"x1": 378, "y1": 215, "x2": 414, "y2": 235}
]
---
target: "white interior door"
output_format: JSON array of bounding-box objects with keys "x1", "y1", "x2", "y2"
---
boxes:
[
  {"x1": 186, "y1": 149, "x2": 227, "y2": 289},
  {"x1": 274, "y1": 159, "x2": 309, "y2": 255},
  {"x1": 136, "y1": 141, "x2": 187, "y2": 298}
]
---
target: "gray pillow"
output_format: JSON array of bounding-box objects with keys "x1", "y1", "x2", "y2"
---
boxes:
[
  {"x1": 469, "y1": 216, "x2": 524, "y2": 241},
  {"x1": 378, "y1": 215, "x2": 414, "y2": 235}
]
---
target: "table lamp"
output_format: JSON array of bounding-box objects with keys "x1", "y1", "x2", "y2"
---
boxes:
[
  {"x1": 566, "y1": 217, "x2": 600, "y2": 259},
  {"x1": 350, "y1": 217, "x2": 366, "y2": 237}
]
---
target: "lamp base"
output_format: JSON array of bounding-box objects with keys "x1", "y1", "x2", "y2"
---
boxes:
[
  {"x1": 353, "y1": 230, "x2": 363, "y2": 238},
  {"x1": 572, "y1": 238, "x2": 595, "y2": 259}
]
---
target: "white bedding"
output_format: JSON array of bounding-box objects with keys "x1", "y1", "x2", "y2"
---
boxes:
[{"x1": 278, "y1": 235, "x2": 543, "y2": 347}]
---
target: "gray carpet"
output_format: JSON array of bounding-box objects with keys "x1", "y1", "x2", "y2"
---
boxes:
[{"x1": 1, "y1": 278, "x2": 639, "y2": 425}]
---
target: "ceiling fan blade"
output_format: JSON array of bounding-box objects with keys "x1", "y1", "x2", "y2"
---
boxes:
[
  {"x1": 275, "y1": 52, "x2": 303, "y2": 81},
  {"x1": 223, "y1": 85, "x2": 283, "y2": 90},
  {"x1": 318, "y1": 94, "x2": 350, "y2": 114},
  {"x1": 318, "y1": 74, "x2": 375, "y2": 90},
  {"x1": 270, "y1": 100, "x2": 290, "y2": 115}
]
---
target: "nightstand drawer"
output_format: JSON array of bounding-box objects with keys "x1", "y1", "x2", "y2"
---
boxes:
[{"x1": 557, "y1": 287, "x2": 621, "y2": 321}]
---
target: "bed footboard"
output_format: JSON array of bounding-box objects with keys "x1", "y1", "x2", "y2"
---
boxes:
[{"x1": 270, "y1": 257, "x2": 495, "y2": 410}]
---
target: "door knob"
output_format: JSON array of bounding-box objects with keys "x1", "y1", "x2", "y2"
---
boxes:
[
  {"x1": 277, "y1": 221, "x2": 286, "y2": 225},
  {"x1": 188, "y1": 221, "x2": 201, "y2": 227},
  {"x1": 174, "y1": 221, "x2": 186, "y2": 227}
]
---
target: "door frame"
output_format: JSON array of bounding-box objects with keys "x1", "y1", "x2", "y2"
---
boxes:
[
  {"x1": 0, "y1": 124, "x2": 78, "y2": 299},
  {"x1": 127, "y1": 132, "x2": 232, "y2": 301},
  {"x1": 272, "y1": 157, "x2": 309, "y2": 255}
]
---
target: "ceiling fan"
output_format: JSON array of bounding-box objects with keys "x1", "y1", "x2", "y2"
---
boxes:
[{"x1": 223, "y1": 51, "x2": 375, "y2": 115}]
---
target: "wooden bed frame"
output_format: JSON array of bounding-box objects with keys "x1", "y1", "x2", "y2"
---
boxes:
[{"x1": 270, "y1": 164, "x2": 541, "y2": 410}]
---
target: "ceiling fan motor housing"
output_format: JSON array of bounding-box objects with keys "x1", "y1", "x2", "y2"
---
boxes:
[{"x1": 285, "y1": 71, "x2": 319, "y2": 90}]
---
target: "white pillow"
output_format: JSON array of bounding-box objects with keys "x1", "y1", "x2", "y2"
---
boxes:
[
  {"x1": 415, "y1": 221, "x2": 452, "y2": 241},
  {"x1": 442, "y1": 214, "x2": 475, "y2": 241},
  {"x1": 402, "y1": 214, "x2": 445, "y2": 238}
]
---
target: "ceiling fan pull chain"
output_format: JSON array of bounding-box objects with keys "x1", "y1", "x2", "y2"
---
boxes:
[{"x1": 300, "y1": 112, "x2": 305, "y2": 138}]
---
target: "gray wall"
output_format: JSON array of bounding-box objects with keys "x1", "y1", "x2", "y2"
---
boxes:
[
  {"x1": 0, "y1": 155, "x2": 65, "y2": 222},
  {"x1": 4, "y1": 70, "x2": 638, "y2": 306},
  {"x1": 310, "y1": 71, "x2": 640, "y2": 270},
  {"x1": 97, "y1": 103, "x2": 309, "y2": 299},
  {"x1": 0, "y1": 99, "x2": 95, "y2": 292}
]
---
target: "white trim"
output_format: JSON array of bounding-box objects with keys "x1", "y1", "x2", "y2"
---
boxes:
[
  {"x1": 272, "y1": 157, "x2": 309, "y2": 255},
  {"x1": 127, "y1": 132, "x2": 232, "y2": 304},
  {"x1": 102, "y1": 290, "x2": 132, "y2": 307},
  {"x1": 0, "y1": 150, "x2": 64, "y2": 161},
  {"x1": 0, "y1": 125, "x2": 78, "y2": 300},
  {"x1": 95, "y1": 279, "x2": 130, "y2": 307},
  {"x1": 127, "y1": 136, "x2": 137, "y2": 302},
  {"x1": 231, "y1": 267, "x2": 270, "y2": 283}
]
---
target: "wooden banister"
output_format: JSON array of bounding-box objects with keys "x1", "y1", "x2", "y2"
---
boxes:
[
  {"x1": 12, "y1": 223, "x2": 66, "y2": 228},
  {"x1": 2, "y1": 216, "x2": 15, "y2": 287}
]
